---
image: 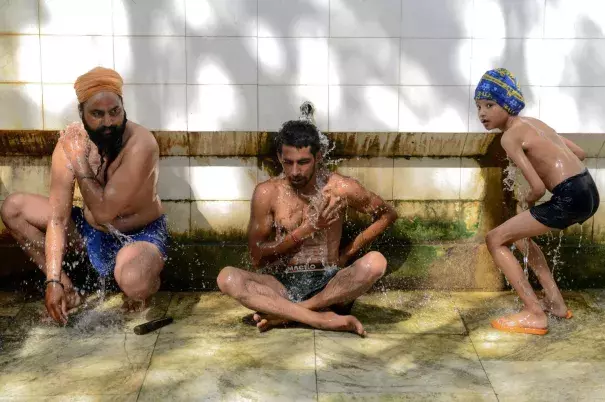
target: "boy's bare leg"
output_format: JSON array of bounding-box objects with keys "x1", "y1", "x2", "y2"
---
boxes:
[
  {"x1": 514, "y1": 238, "x2": 569, "y2": 317},
  {"x1": 486, "y1": 210, "x2": 554, "y2": 329},
  {"x1": 217, "y1": 266, "x2": 366, "y2": 336},
  {"x1": 0, "y1": 193, "x2": 83, "y2": 309},
  {"x1": 254, "y1": 251, "x2": 386, "y2": 330}
]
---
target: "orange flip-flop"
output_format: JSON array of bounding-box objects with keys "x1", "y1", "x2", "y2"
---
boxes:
[
  {"x1": 491, "y1": 318, "x2": 549, "y2": 335},
  {"x1": 548, "y1": 309, "x2": 573, "y2": 319}
]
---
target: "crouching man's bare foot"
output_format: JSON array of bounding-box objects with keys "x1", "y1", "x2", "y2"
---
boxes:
[{"x1": 121, "y1": 294, "x2": 151, "y2": 313}]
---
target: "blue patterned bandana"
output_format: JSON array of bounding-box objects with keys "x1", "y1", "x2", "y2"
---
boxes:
[{"x1": 474, "y1": 68, "x2": 525, "y2": 115}]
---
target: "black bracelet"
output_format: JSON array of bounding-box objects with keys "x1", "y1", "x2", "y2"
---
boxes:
[{"x1": 44, "y1": 279, "x2": 64, "y2": 289}]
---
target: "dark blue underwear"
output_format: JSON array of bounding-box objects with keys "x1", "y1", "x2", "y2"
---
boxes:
[
  {"x1": 71, "y1": 207, "x2": 169, "y2": 277},
  {"x1": 529, "y1": 169, "x2": 600, "y2": 230}
]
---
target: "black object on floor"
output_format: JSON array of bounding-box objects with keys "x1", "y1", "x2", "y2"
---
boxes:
[{"x1": 133, "y1": 316, "x2": 174, "y2": 335}]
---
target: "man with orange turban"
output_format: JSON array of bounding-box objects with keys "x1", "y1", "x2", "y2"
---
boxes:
[{"x1": 0, "y1": 67, "x2": 168, "y2": 324}]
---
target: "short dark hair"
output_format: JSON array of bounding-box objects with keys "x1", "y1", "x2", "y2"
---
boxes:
[{"x1": 275, "y1": 120, "x2": 321, "y2": 156}]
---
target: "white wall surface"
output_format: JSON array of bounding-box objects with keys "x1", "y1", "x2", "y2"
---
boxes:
[{"x1": 0, "y1": 0, "x2": 604, "y2": 133}]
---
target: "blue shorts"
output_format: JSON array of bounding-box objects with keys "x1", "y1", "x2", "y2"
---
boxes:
[{"x1": 71, "y1": 207, "x2": 169, "y2": 277}]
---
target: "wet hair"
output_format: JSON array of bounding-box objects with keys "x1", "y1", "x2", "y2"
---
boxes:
[{"x1": 275, "y1": 120, "x2": 321, "y2": 156}]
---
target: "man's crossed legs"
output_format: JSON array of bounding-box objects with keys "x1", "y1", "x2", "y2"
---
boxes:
[{"x1": 217, "y1": 251, "x2": 387, "y2": 336}]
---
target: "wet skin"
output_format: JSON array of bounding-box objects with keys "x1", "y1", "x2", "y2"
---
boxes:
[
  {"x1": 217, "y1": 145, "x2": 398, "y2": 336},
  {"x1": 477, "y1": 100, "x2": 587, "y2": 331},
  {"x1": 0, "y1": 91, "x2": 164, "y2": 324}
]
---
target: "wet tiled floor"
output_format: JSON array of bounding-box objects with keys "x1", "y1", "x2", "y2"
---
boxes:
[{"x1": 1, "y1": 290, "x2": 605, "y2": 401}]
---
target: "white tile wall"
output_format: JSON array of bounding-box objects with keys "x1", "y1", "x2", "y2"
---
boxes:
[
  {"x1": 259, "y1": 38, "x2": 328, "y2": 85},
  {"x1": 187, "y1": 85, "x2": 258, "y2": 131},
  {"x1": 190, "y1": 157, "x2": 258, "y2": 201},
  {"x1": 0, "y1": 36, "x2": 41, "y2": 83},
  {"x1": 42, "y1": 84, "x2": 80, "y2": 130},
  {"x1": 329, "y1": 86, "x2": 399, "y2": 132},
  {"x1": 329, "y1": 38, "x2": 399, "y2": 85},
  {"x1": 544, "y1": 0, "x2": 605, "y2": 39},
  {"x1": 41, "y1": 36, "x2": 114, "y2": 84},
  {"x1": 113, "y1": 0, "x2": 186, "y2": 36},
  {"x1": 540, "y1": 87, "x2": 605, "y2": 134},
  {"x1": 542, "y1": 39, "x2": 605, "y2": 86},
  {"x1": 470, "y1": 39, "x2": 544, "y2": 86},
  {"x1": 258, "y1": 0, "x2": 329, "y2": 37},
  {"x1": 473, "y1": 0, "x2": 544, "y2": 39},
  {"x1": 330, "y1": 0, "x2": 401, "y2": 38},
  {"x1": 158, "y1": 157, "x2": 191, "y2": 200},
  {"x1": 0, "y1": 0, "x2": 39, "y2": 34},
  {"x1": 122, "y1": 85, "x2": 188, "y2": 131},
  {"x1": 400, "y1": 39, "x2": 471, "y2": 85},
  {"x1": 186, "y1": 0, "x2": 257, "y2": 37},
  {"x1": 187, "y1": 37, "x2": 257, "y2": 85},
  {"x1": 40, "y1": 0, "x2": 113, "y2": 35},
  {"x1": 258, "y1": 85, "x2": 328, "y2": 131},
  {"x1": 400, "y1": 86, "x2": 470, "y2": 132},
  {"x1": 114, "y1": 37, "x2": 187, "y2": 84},
  {"x1": 401, "y1": 0, "x2": 474, "y2": 38},
  {"x1": 0, "y1": 84, "x2": 43, "y2": 130},
  {"x1": 0, "y1": 0, "x2": 604, "y2": 133}
]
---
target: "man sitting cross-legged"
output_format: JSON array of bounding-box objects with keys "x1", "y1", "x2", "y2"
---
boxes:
[{"x1": 217, "y1": 119, "x2": 398, "y2": 336}]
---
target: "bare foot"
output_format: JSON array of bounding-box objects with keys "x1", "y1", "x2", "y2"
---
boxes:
[
  {"x1": 120, "y1": 295, "x2": 151, "y2": 313},
  {"x1": 539, "y1": 297, "x2": 569, "y2": 318},
  {"x1": 253, "y1": 312, "x2": 290, "y2": 332},
  {"x1": 493, "y1": 309, "x2": 548, "y2": 330},
  {"x1": 316, "y1": 311, "x2": 366, "y2": 337}
]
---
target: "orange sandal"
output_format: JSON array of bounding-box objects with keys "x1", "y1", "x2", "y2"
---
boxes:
[{"x1": 491, "y1": 318, "x2": 549, "y2": 335}]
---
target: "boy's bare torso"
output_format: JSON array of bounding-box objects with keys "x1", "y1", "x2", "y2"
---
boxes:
[{"x1": 505, "y1": 117, "x2": 585, "y2": 190}]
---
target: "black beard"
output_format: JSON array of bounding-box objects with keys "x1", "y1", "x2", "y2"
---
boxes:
[{"x1": 82, "y1": 112, "x2": 127, "y2": 181}]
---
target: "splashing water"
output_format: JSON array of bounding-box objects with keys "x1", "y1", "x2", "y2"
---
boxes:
[
  {"x1": 551, "y1": 231, "x2": 564, "y2": 282},
  {"x1": 299, "y1": 101, "x2": 335, "y2": 161},
  {"x1": 105, "y1": 224, "x2": 133, "y2": 245},
  {"x1": 68, "y1": 226, "x2": 133, "y2": 333}
]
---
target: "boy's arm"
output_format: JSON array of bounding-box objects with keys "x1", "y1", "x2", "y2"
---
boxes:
[
  {"x1": 560, "y1": 136, "x2": 587, "y2": 161},
  {"x1": 502, "y1": 132, "x2": 546, "y2": 204}
]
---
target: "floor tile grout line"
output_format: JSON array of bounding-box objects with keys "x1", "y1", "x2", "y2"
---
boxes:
[
  {"x1": 459, "y1": 307, "x2": 500, "y2": 402},
  {"x1": 135, "y1": 292, "x2": 174, "y2": 401}
]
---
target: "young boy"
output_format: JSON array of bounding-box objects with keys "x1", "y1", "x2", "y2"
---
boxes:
[{"x1": 475, "y1": 68, "x2": 599, "y2": 335}]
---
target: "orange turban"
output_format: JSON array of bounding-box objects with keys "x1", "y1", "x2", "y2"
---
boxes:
[{"x1": 74, "y1": 67, "x2": 123, "y2": 104}]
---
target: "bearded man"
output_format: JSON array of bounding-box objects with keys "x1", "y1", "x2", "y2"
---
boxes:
[{"x1": 0, "y1": 67, "x2": 167, "y2": 324}]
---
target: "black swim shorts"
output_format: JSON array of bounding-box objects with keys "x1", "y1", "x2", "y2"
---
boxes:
[
  {"x1": 530, "y1": 169, "x2": 600, "y2": 230},
  {"x1": 272, "y1": 264, "x2": 340, "y2": 303}
]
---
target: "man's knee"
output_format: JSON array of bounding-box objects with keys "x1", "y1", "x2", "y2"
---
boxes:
[
  {"x1": 358, "y1": 251, "x2": 387, "y2": 282},
  {"x1": 114, "y1": 245, "x2": 162, "y2": 299},
  {"x1": 217, "y1": 266, "x2": 242, "y2": 296},
  {"x1": 0, "y1": 192, "x2": 26, "y2": 225},
  {"x1": 114, "y1": 265, "x2": 159, "y2": 300}
]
